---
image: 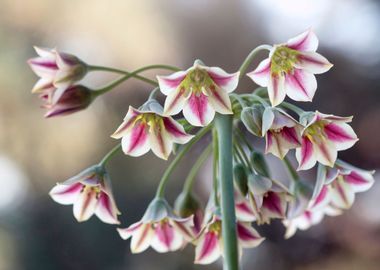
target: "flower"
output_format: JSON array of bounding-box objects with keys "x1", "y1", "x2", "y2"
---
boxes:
[
  {"x1": 42, "y1": 85, "x2": 94, "y2": 117},
  {"x1": 261, "y1": 107, "x2": 302, "y2": 159},
  {"x1": 157, "y1": 61, "x2": 239, "y2": 126},
  {"x1": 117, "y1": 198, "x2": 194, "y2": 253},
  {"x1": 28, "y1": 47, "x2": 87, "y2": 94},
  {"x1": 194, "y1": 215, "x2": 264, "y2": 265},
  {"x1": 49, "y1": 165, "x2": 120, "y2": 224},
  {"x1": 111, "y1": 100, "x2": 193, "y2": 160},
  {"x1": 247, "y1": 29, "x2": 333, "y2": 106},
  {"x1": 296, "y1": 112, "x2": 358, "y2": 170}
]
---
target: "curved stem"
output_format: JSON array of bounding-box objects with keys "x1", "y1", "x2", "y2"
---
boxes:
[
  {"x1": 235, "y1": 129, "x2": 253, "y2": 152},
  {"x1": 238, "y1": 44, "x2": 272, "y2": 79},
  {"x1": 280, "y1": 102, "x2": 305, "y2": 115},
  {"x1": 212, "y1": 128, "x2": 220, "y2": 207},
  {"x1": 182, "y1": 144, "x2": 212, "y2": 194},
  {"x1": 89, "y1": 64, "x2": 180, "y2": 74},
  {"x1": 98, "y1": 144, "x2": 122, "y2": 167},
  {"x1": 215, "y1": 114, "x2": 239, "y2": 270},
  {"x1": 155, "y1": 125, "x2": 212, "y2": 198},
  {"x1": 283, "y1": 157, "x2": 299, "y2": 182}
]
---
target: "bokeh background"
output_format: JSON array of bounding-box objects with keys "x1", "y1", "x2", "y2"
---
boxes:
[{"x1": 1, "y1": 0, "x2": 380, "y2": 269}]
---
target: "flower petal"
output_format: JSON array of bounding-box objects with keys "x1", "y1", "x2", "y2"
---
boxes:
[
  {"x1": 183, "y1": 93, "x2": 215, "y2": 127},
  {"x1": 330, "y1": 180, "x2": 355, "y2": 209},
  {"x1": 121, "y1": 122, "x2": 150, "y2": 157},
  {"x1": 129, "y1": 223, "x2": 155, "y2": 253},
  {"x1": 73, "y1": 187, "x2": 98, "y2": 222},
  {"x1": 151, "y1": 222, "x2": 183, "y2": 253},
  {"x1": 194, "y1": 232, "x2": 221, "y2": 265},
  {"x1": 286, "y1": 29, "x2": 318, "y2": 52},
  {"x1": 261, "y1": 191, "x2": 287, "y2": 219},
  {"x1": 268, "y1": 73, "x2": 286, "y2": 107},
  {"x1": 247, "y1": 58, "x2": 271, "y2": 87},
  {"x1": 205, "y1": 85, "x2": 232, "y2": 114},
  {"x1": 94, "y1": 192, "x2": 120, "y2": 224},
  {"x1": 285, "y1": 69, "x2": 317, "y2": 102},
  {"x1": 310, "y1": 185, "x2": 331, "y2": 210},
  {"x1": 28, "y1": 56, "x2": 58, "y2": 78},
  {"x1": 314, "y1": 139, "x2": 337, "y2": 168},
  {"x1": 49, "y1": 183, "x2": 83, "y2": 205},
  {"x1": 163, "y1": 87, "x2": 189, "y2": 116},
  {"x1": 344, "y1": 171, "x2": 374, "y2": 193},
  {"x1": 237, "y1": 222, "x2": 265, "y2": 248},
  {"x1": 163, "y1": 117, "x2": 193, "y2": 144},
  {"x1": 296, "y1": 136, "x2": 317, "y2": 170},
  {"x1": 157, "y1": 71, "x2": 187, "y2": 96},
  {"x1": 111, "y1": 106, "x2": 140, "y2": 139},
  {"x1": 324, "y1": 122, "x2": 358, "y2": 151},
  {"x1": 32, "y1": 78, "x2": 55, "y2": 93},
  {"x1": 295, "y1": 51, "x2": 333, "y2": 74},
  {"x1": 235, "y1": 201, "x2": 256, "y2": 222},
  {"x1": 148, "y1": 125, "x2": 172, "y2": 160},
  {"x1": 117, "y1": 222, "x2": 142, "y2": 240},
  {"x1": 206, "y1": 67, "x2": 239, "y2": 93}
]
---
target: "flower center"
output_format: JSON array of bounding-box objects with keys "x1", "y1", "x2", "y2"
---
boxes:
[
  {"x1": 304, "y1": 121, "x2": 327, "y2": 143},
  {"x1": 270, "y1": 46, "x2": 299, "y2": 75},
  {"x1": 208, "y1": 220, "x2": 222, "y2": 234},
  {"x1": 180, "y1": 68, "x2": 214, "y2": 96}
]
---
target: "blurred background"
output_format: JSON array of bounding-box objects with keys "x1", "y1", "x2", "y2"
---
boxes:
[{"x1": 0, "y1": 0, "x2": 380, "y2": 269}]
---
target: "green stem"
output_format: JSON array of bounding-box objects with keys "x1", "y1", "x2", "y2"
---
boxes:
[
  {"x1": 182, "y1": 144, "x2": 212, "y2": 194},
  {"x1": 235, "y1": 129, "x2": 253, "y2": 152},
  {"x1": 215, "y1": 114, "x2": 239, "y2": 270},
  {"x1": 155, "y1": 125, "x2": 212, "y2": 198},
  {"x1": 238, "y1": 44, "x2": 272, "y2": 79},
  {"x1": 98, "y1": 144, "x2": 122, "y2": 167},
  {"x1": 280, "y1": 102, "x2": 305, "y2": 115},
  {"x1": 234, "y1": 140, "x2": 252, "y2": 173},
  {"x1": 283, "y1": 157, "x2": 299, "y2": 182},
  {"x1": 212, "y1": 128, "x2": 220, "y2": 206}
]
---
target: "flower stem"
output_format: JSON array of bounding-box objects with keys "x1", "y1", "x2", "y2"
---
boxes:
[
  {"x1": 238, "y1": 44, "x2": 272, "y2": 78},
  {"x1": 155, "y1": 125, "x2": 212, "y2": 198},
  {"x1": 280, "y1": 101, "x2": 305, "y2": 115},
  {"x1": 212, "y1": 128, "x2": 220, "y2": 206},
  {"x1": 215, "y1": 114, "x2": 239, "y2": 270},
  {"x1": 98, "y1": 143, "x2": 122, "y2": 167},
  {"x1": 283, "y1": 157, "x2": 299, "y2": 182}
]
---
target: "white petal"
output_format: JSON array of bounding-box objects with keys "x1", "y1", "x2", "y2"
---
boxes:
[
  {"x1": 330, "y1": 181, "x2": 355, "y2": 209},
  {"x1": 157, "y1": 71, "x2": 187, "y2": 95},
  {"x1": 183, "y1": 93, "x2": 215, "y2": 127},
  {"x1": 286, "y1": 29, "x2": 319, "y2": 52},
  {"x1": 163, "y1": 87, "x2": 189, "y2": 116},
  {"x1": 73, "y1": 187, "x2": 98, "y2": 222},
  {"x1": 148, "y1": 125, "x2": 173, "y2": 160},
  {"x1": 205, "y1": 85, "x2": 232, "y2": 114},
  {"x1": 163, "y1": 117, "x2": 194, "y2": 144},
  {"x1": 268, "y1": 73, "x2": 286, "y2": 107},
  {"x1": 94, "y1": 192, "x2": 120, "y2": 224},
  {"x1": 130, "y1": 223, "x2": 155, "y2": 253},
  {"x1": 296, "y1": 136, "x2": 317, "y2": 170},
  {"x1": 247, "y1": 58, "x2": 271, "y2": 87},
  {"x1": 206, "y1": 67, "x2": 239, "y2": 93},
  {"x1": 295, "y1": 51, "x2": 333, "y2": 74},
  {"x1": 151, "y1": 222, "x2": 184, "y2": 253},
  {"x1": 285, "y1": 69, "x2": 317, "y2": 102},
  {"x1": 49, "y1": 183, "x2": 82, "y2": 205},
  {"x1": 324, "y1": 122, "x2": 358, "y2": 151},
  {"x1": 121, "y1": 123, "x2": 150, "y2": 157},
  {"x1": 194, "y1": 232, "x2": 221, "y2": 265}
]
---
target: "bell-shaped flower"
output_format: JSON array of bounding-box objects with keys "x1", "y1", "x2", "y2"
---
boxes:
[
  {"x1": 117, "y1": 198, "x2": 194, "y2": 253},
  {"x1": 157, "y1": 61, "x2": 239, "y2": 126},
  {"x1": 247, "y1": 29, "x2": 333, "y2": 106},
  {"x1": 111, "y1": 100, "x2": 193, "y2": 160},
  {"x1": 28, "y1": 47, "x2": 87, "y2": 94},
  {"x1": 42, "y1": 85, "x2": 94, "y2": 117},
  {"x1": 49, "y1": 165, "x2": 120, "y2": 224},
  {"x1": 174, "y1": 192, "x2": 204, "y2": 234},
  {"x1": 296, "y1": 112, "x2": 358, "y2": 170},
  {"x1": 248, "y1": 174, "x2": 290, "y2": 224},
  {"x1": 194, "y1": 214, "x2": 264, "y2": 265},
  {"x1": 235, "y1": 191, "x2": 256, "y2": 222}
]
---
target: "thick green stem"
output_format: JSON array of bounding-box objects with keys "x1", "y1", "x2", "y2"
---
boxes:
[
  {"x1": 98, "y1": 144, "x2": 122, "y2": 167},
  {"x1": 215, "y1": 114, "x2": 239, "y2": 270},
  {"x1": 238, "y1": 44, "x2": 272, "y2": 79},
  {"x1": 212, "y1": 128, "x2": 220, "y2": 206},
  {"x1": 155, "y1": 125, "x2": 212, "y2": 198}
]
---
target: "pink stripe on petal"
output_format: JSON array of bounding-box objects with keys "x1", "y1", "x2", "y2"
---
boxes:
[
  {"x1": 296, "y1": 136, "x2": 316, "y2": 170},
  {"x1": 287, "y1": 30, "x2": 318, "y2": 52},
  {"x1": 285, "y1": 69, "x2": 317, "y2": 102},
  {"x1": 49, "y1": 183, "x2": 83, "y2": 205},
  {"x1": 324, "y1": 123, "x2": 357, "y2": 151},
  {"x1": 163, "y1": 117, "x2": 192, "y2": 145},
  {"x1": 262, "y1": 192, "x2": 284, "y2": 216},
  {"x1": 157, "y1": 71, "x2": 187, "y2": 95},
  {"x1": 207, "y1": 69, "x2": 239, "y2": 93},
  {"x1": 312, "y1": 186, "x2": 329, "y2": 208},
  {"x1": 155, "y1": 222, "x2": 174, "y2": 250},
  {"x1": 281, "y1": 127, "x2": 301, "y2": 145},
  {"x1": 126, "y1": 123, "x2": 148, "y2": 154},
  {"x1": 183, "y1": 93, "x2": 215, "y2": 126},
  {"x1": 237, "y1": 222, "x2": 264, "y2": 248},
  {"x1": 195, "y1": 232, "x2": 220, "y2": 265},
  {"x1": 130, "y1": 224, "x2": 154, "y2": 253},
  {"x1": 247, "y1": 58, "x2": 271, "y2": 87},
  {"x1": 268, "y1": 73, "x2": 286, "y2": 106},
  {"x1": 344, "y1": 171, "x2": 374, "y2": 192},
  {"x1": 95, "y1": 192, "x2": 120, "y2": 224},
  {"x1": 296, "y1": 52, "x2": 333, "y2": 74}
]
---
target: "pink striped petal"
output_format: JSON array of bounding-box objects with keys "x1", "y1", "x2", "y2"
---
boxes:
[
  {"x1": 117, "y1": 222, "x2": 143, "y2": 240},
  {"x1": 171, "y1": 217, "x2": 195, "y2": 241},
  {"x1": 32, "y1": 78, "x2": 55, "y2": 93},
  {"x1": 310, "y1": 186, "x2": 331, "y2": 210},
  {"x1": 295, "y1": 51, "x2": 333, "y2": 74},
  {"x1": 94, "y1": 192, "x2": 120, "y2": 224},
  {"x1": 206, "y1": 67, "x2": 239, "y2": 93},
  {"x1": 324, "y1": 122, "x2": 358, "y2": 151},
  {"x1": 285, "y1": 69, "x2": 317, "y2": 102},
  {"x1": 205, "y1": 85, "x2": 232, "y2": 114},
  {"x1": 261, "y1": 191, "x2": 287, "y2": 219},
  {"x1": 330, "y1": 180, "x2": 355, "y2": 209},
  {"x1": 314, "y1": 139, "x2": 337, "y2": 168},
  {"x1": 157, "y1": 71, "x2": 187, "y2": 95},
  {"x1": 247, "y1": 58, "x2": 271, "y2": 87},
  {"x1": 268, "y1": 73, "x2": 286, "y2": 106},
  {"x1": 129, "y1": 223, "x2": 154, "y2": 253},
  {"x1": 151, "y1": 222, "x2": 183, "y2": 253},
  {"x1": 183, "y1": 93, "x2": 215, "y2": 126},
  {"x1": 163, "y1": 117, "x2": 193, "y2": 144},
  {"x1": 148, "y1": 127, "x2": 172, "y2": 160},
  {"x1": 235, "y1": 201, "x2": 256, "y2": 222},
  {"x1": 344, "y1": 171, "x2": 374, "y2": 193},
  {"x1": 195, "y1": 232, "x2": 221, "y2": 265},
  {"x1": 163, "y1": 87, "x2": 188, "y2": 116},
  {"x1": 111, "y1": 107, "x2": 140, "y2": 139},
  {"x1": 34, "y1": 46, "x2": 56, "y2": 58},
  {"x1": 296, "y1": 136, "x2": 317, "y2": 170},
  {"x1": 73, "y1": 187, "x2": 98, "y2": 222},
  {"x1": 121, "y1": 122, "x2": 150, "y2": 157},
  {"x1": 49, "y1": 182, "x2": 83, "y2": 205},
  {"x1": 237, "y1": 222, "x2": 264, "y2": 248},
  {"x1": 28, "y1": 57, "x2": 58, "y2": 78},
  {"x1": 266, "y1": 128, "x2": 300, "y2": 159},
  {"x1": 286, "y1": 29, "x2": 319, "y2": 52}
]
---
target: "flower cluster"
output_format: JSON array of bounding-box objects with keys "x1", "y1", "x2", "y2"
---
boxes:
[{"x1": 29, "y1": 29, "x2": 375, "y2": 266}]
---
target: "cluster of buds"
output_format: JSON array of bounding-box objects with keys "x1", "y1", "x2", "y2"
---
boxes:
[{"x1": 31, "y1": 29, "x2": 375, "y2": 266}]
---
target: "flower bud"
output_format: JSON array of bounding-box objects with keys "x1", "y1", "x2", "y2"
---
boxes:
[
  {"x1": 233, "y1": 163, "x2": 248, "y2": 196},
  {"x1": 241, "y1": 104, "x2": 265, "y2": 137},
  {"x1": 250, "y1": 152, "x2": 270, "y2": 177},
  {"x1": 174, "y1": 192, "x2": 203, "y2": 233}
]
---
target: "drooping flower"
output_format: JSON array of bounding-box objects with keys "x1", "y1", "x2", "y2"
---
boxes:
[
  {"x1": 28, "y1": 47, "x2": 87, "y2": 95},
  {"x1": 157, "y1": 61, "x2": 239, "y2": 126},
  {"x1": 194, "y1": 215, "x2": 264, "y2": 265},
  {"x1": 42, "y1": 85, "x2": 94, "y2": 117},
  {"x1": 117, "y1": 198, "x2": 194, "y2": 253},
  {"x1": 296, "y1": 112, "x2": 358, "y2": 170},
  {"x1": 247, "y1": 29, "x2": 333, "y2": 106},
  {"x1": 49, "y1": 165, "x2": 120, "y2": 224},
  {"x1": 111, "y1": 100, "x2": 193, "y2": 160},
  {"x1": 235, "y1": 192, "x2": 256, "y2": 222}
]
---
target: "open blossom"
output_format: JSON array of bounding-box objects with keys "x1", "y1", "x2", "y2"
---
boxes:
[
  {"x1": 28, "y1": 47, "x2": 87, "y2": 97},
  {"x1": 111, "y1": 100, "x2": 193, "y2": 160},
  {"x1": 247, "y1": 29, "x2": 333, "y2": 106},
  {"x1": 296, "y1": 112, "x2": 358, "y2": 170},
  {"x1": 261, "y1": 107, "x2": 302, "y2": 159},
  {"x1": 49, "y1": 165, "x2": 120, "y2": 224},
  {"x1": 194, "y1": 215, "x2": 264, "y2": 265},
  {"x1": 157, "y1": 61, "x2": 239, "y2": 126},
  {"x1": 235, "y1": 192, "x2": 256, "y2": 222},
  {"x1": 118, "y1": 198, "x2": 194, "y2": 253},
  {"x1": 42, "y1": 85, "x2": 93, "y2": 118}
]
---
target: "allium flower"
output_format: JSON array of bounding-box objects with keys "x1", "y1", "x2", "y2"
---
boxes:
[
  {"x1": 117, "y1": 198, "x2": 194, "y2": 253},
  {"x1": 28, "y1": 47, "x2": 87, "y2": 94},
  {"x1": 247, "y1": 30, "x2": 333, "y2": 106},
  {"x1": 49, "y1": 165, "x2": 120, "y2": 224},
  {"x1": 248, "y1": 175, "x2": 290, "y2": 224},
  {"x1": 42, "y1": 85, "x2": 93, "y2": 118},
  {"x1": 235, "y1": 192, "x2": 256, "y2": 222},
  {"x1": 157, "y1": 61, "x2": 239, "y2": 126},
  {"x1": 194, "y1": 215, "x2": 264, "y2": 265},
  {"x1": 111, "y1": 100, "x2": 193, "y2": 160},
  {"x1": 296, "y1": 112, "x2": 358, "y2": 170}
]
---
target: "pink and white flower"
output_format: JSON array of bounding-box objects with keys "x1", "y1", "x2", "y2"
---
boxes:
[
  {"x1": 247, "y1": 29, "x2": 333, "y2": 106},
  {"x1": 28, "y1": 47, "x2": 87, "y2": 99},
  {"x1": 235, "y1": 192, "x2": 256, "y2": 222},
  {"x1": 261, "y1": 107, "x2": 302, "y2": 159},
  {"x1": 157, "y1": 61, "x2": 239, "y2": 126},
  {"x1": 111, "y1": 101, "x2": 193, "y2": 160},
  {"x1": 117, "y1": 199, "x2": 194, "y2": 253},
  {"x1": 49, "y1": 165, "x2": 120, "y2": 224},
  {"x1": 194, "y1": 215, "x2": 264, "y2": 265},
  {"x1": 296, "y1": 112, "x2": 358, "y2": 170}
]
